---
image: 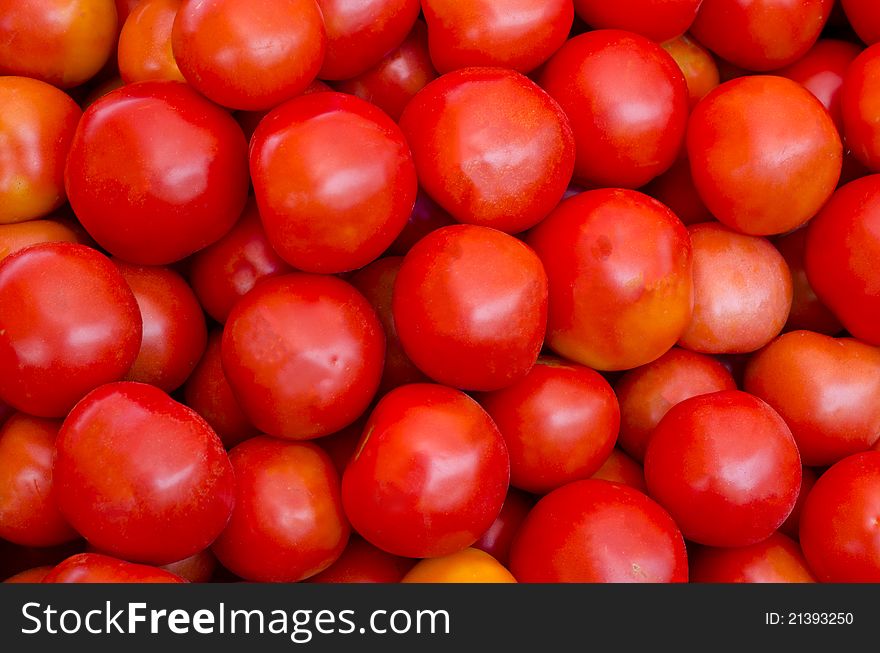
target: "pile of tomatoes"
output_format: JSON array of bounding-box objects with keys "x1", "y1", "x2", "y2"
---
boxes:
[{"x1": 2, "y1": 0, "x2": 880, "y2": 585}]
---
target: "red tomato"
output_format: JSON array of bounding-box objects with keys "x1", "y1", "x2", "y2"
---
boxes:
[
  {"x1": 342, "y1": 384, "x2": 510, "y2": 558},
  {"x1": 479, "y1": 357, "x2": 619, "y2": 494},
  {"x1": 799, "y1": 451, "x2": 880, "y2": 582},
  {"x1": 212, "y1": 437, "x2": 350, "y2": 582},
  {"x1": 0, "y1": 218, "x2": 84, "y2": 263},
  {"x1": 510, "y1": 480, "x2": 688, "y2": 582},
  {"x1": 115, "y1": 0, "x2": 141, "y2": 26},
  {"x1": 160, "y1": 549, "x2": 217, "y2": 584},
  {"x1": 0, "y1": 243, "x2": 142, "y2": 417},
  {"x1": 661, "y1": 34, "x2": 721, "y2": 110},
  {"x1": 678, "y1": 222, "x2": 792, "y2": 354},
  {"x1": 402, "y1": 548, "x2": 516, "y2": 583},
  {"x1": 473, "y1": 488, "x2": 534, "y2": 567},
  {"x1": 689, "y1": 532, "x2": 816, "y2": 583},
  {"x1": 841, "y1": 43, "x2": 880, "y2": 172},
  {"x1": 779, "y1": 466, "x2": 818, "y2": 540},
  {"x1": 3, "y1": 566, "x2": 52, "y2": 583},
  {"x1": 573, "y1": 0, "x2": 701, "y2": 42},
  {"x1": 615, "y1": 347, "x2": 736, "y2": 461},
  {"x1": 315, "y1": 421, "x2": 364, "y2": 477},
  {"x1": 644, "y1": 390, "x2": 801, "y2": 547},
  {"x1": 841, "y1": 0, "x2": 880, "y2": 45},
  {"x1": 43, "y1": 553, "x2": 185, "y2": 583},
  {"x1": 539, "y1": 30, "x2": 688, "y2": 189},
  {"x1": 233, "y1": 80, "x2": 333, "y2": 142},
  {"x1": 117, "y1": 0, "x2": 185, "y2": 83},
  {"x1": 687, "y1": 76, "x2": 841, "y2": 236},
  {"x1": 805, "y1": 175, "x2": 880, "y2": 345},
  {"x1": 251, "y1": 92, "x2": 417, "y2": 273},
  {"x1": 54, "y1": 382, "x2": 235, "y2": 565},
  {"x1": 172, "y1": 0, "x2": 326, "y2": 110},
  {"x1": 421, "y1": 0, "x2": 573, "y2": 74},
  {"x1": 386, "y1": 191, "x2": 455, "y2": 256},
  {"x1": 308, "y1": 536, "x2": 415, "y2": 583},
  {"x1": 690, "y1": 0, "x2": 833, "y2": 71},
  {"x1": 0, "y1": 0, "x2": 118, "y2": 88},
  {"x1": 0, "y1": 414, "x2": 76, "y2": 547},
  {"x1": 399, "y1": 68, "x2": 574, "y2": 234},
  {"x1": 221, "y1": 274, "x2": 384, "y2": 439},
  {"x1": 65, "y1": 81, "x2": 249, "y2": 265},
  {"x1": 590, "y1": 448, "x2": 647, "y2": 493},
  {"x1": 642, "y1": 155, "x2": 713, "y2": 226},
  {"x1": 0, "y1": 77, "x2": 81, "y2": 224},
  {"x1": 527, "y1": 189, "x2": 693, "y2": 371},
  {"x1": 392, "y1": 225, "x2": 548, "y2": 391}
]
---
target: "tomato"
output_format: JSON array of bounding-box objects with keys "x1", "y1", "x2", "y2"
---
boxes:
[
  {"x1": 393, "y1": 225, "x2": 548, "y2": 391},
  {"x1": 804, "y1": 175, "x2": 880, "y2": 344},
  {"x1": 527, "y1": 189, "x2": 693, "y2": 371},
  {"x1": 0, "y1": 243, "x2": 142, "y2": 417},
  {"x1": 399, "y1": 68, "x2": 574, "y2": 234},
  {"x1": 615, "y1": 347, "x2": 736, "y2": 461},
  {"x1": 689, "y1": 0, "x2": 833, "y2": 71},
  {"x1": 308, "y1": 536, "x2": 415, "y2": 583},
  {"x1": 0, "y1": 77, "x2": 81, "y2": 224},
  {"x1": 172, "y1": 0, "x2": 325, "y2": 110},
  {"x1": 473, "y1": 488, "x2": 534, "y2": 566},
  {"x1": 386, "y1": 191, "x2": 455, "y2": 256},
  {"x1": 538, "y1": 30, "x2": 688, "y2": 189},
  {"x1": 117, "y1": 0, "x2": 185, "y2": 83},
  {"x1": 642, "y1": 155, "x2": 713, "y2": 226},
  {"x1": 333, "y1": 20, "x2": 437, "y2": 122},
  {"x1": 644, "y1": 390, "x2": 801, "y2": 547},
  {"x1": 0, "y1": 218, "x2": 83, "y2": 263},
  {"x1": 479, "y1": 357, "x2": 619, "y2": 494},
  {"x1": 3, "y1": 566, "x2": 52, "y2": 583},
  {"x1": 116, "y1": 261, "x2": 207, "y2": 393},
  {"x1": 342, "y1": 384, "x2": 509, "y2": 558},
  {"x1": 661, "y1": 34, "x2": 721, "y2": 110},
  {"x1": 402, "y1": 548, "x2": 517, "y2": 583},
  {"x1": 841, "y1": 44, "x2": 880, "y2": 172},
  {"x1": 212, "y1": 437, "x2": 349, "y2": 582},
  {"x1": 54, "y1": 382, "x2": 235, "y2": 565},
  {"x1": 316, "y1": 421, "x2": 364, "y2": 477},
  {"x1": 678, "y1": 222, "x2": 792, "y2": 354},
  {"x1": 160, "y1": 549, "x2": 217, "y2": 584},
  {"x1": 779, "y1": 466, "x2": 818, "y2": 540},
  {"x1": 251, "y1": 92, "x2": 417, "y2": 273},
  {"x1": 510, "y1": 480, "x2": 688, "y2": 583},
  {"x1": 222, "y1": 273, "x2": 384, "y2": 440},
  {"x1": 42, "y1": 553, "x2": 185, "y2": 583},
  {"x1": 799, "y1": 452, "x2": 880, "y2": 582},
  {"x1": 591, "y1": 448, "x2": 647, "y2": 493},
  {"x1": 421, "y1": 0, "x2": 572, "y2": 74},
  {"x1": 687, "y1": 76, "x2": 841, "y2": 236},
  {"x1": 233, "y1": 79, "x2": 333, "y2": 142},
  {"x1": 573, "y1": 0, "x2": 701, "y2": 42},
  {"x1": 0, "y1": 414, "x2": 76, "y2": 547},
  {"x1": 0, "y1": 0, "x2": 118, "y2": 88},
  {"x1": 66, "y1": 81, "x2": 249, "y2": 265},
  {"x1": 115, "y1": 0, "x2": 141, "y2": 26},
  {"x1": 841, "y1": 0, "x2": 880, "y2": 45},
  {"x1": 689, "y1": 533, "x2": 816, "y2": 583}
]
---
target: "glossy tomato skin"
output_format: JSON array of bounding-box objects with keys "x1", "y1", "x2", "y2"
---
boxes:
[
  {"x1": 745, "y1": 331, "x2": 880, "y2": 466},
  {"x1": 393, "y1": 225, "x2": 548, "y2": 391},
  {"x1": 0, "y1": 414, "x2": 77, "y2": 547},
  {"x1": 308, "y1": 536, "x2": 415, "y2": 583},
  {"x1": 0, "y1": 77, "x2": 81, "y2": 224},
  {"x1": 591, "y1": 448, "x2": 647, "y2": 493},
  {"x1": 422, "y1": 0, "x2": 572, "y2": 74},
  {"x1": 687, "y1": 76, "x2": 842, "y2": 236},
  {"x1": 212, "y1": 437, "x2": 350, "y2": 582},
  {"x1": 54, "y1": 382, "x2": 235, "y2": 565},
  {"x1": 510, "y1": 480, "x2": 688, "y2": 583},
  {"x1": 399, "y1": 68, "x2": 575, "y2": 234},
  {"x1": 841, "y1": 44, "x2": 880, "y2": 172},
  {"x1": 644, "y1": 390, "x2": 801, "y2": 547},
  {"x1": 342, "y1": 384, "x2": 510, "y2": 558},
  {"x1": 842, "y1": 0, "x2": 880, "y2": 45},
  {"x1": 402, "y1": 548, "x2": 516, "y2": 583},
  {"x1": 43, "y1": 553, "x2": 185, "y2": 583},
  {"x1": 0, "y1": 243, "x2": 142, "y2": 418},
  {"x1": 805, "y1": 175, "x2": 880, "y2": 344},
  {"x1": 473, "y1": 488, "x2": 534, "y2": 567},
  {"x1": 480, "y1": 357, "x2": 619, "y2": 494},
  {"x1": 799, "y1": 452, "x2": 880, "y2": 582},
  {"x1": 527, "y1": 189, "x2": 693, "y2": 372},
  {"x1": 679, "y1": 222, "x2": 792, "y2": 354},
  {"x1": 65, "y1": 81, "x2": 249, "y2": 265},
  {"x1": 0, "y1": 218, "x2": 83, "y2": 263},
  {"x1": 251, "y1": 92, "x2": 417, "y2": 273},
  {"x1": 0, "y1": 0, "x2": 118, "y2": 88},
  {"x1": 117, "y1": 0, "x2": 185, "y2": 83},
  {"x1": 221, "y1": 274, "x2": 384, "y2": 440},
  {"x1": 172, "y1": 0, "x2": 326, "y2": 110},
  {"x1": 573, "y1": 0, "x2": 701, "y2": 42},
  {"x1": 689, "y1": 532, "x2": 816, "y2": 583},
  {"x1": 539, "y1": 30, "x2": 688, "y2": 189},
  {"x1": 661, "y1": 35, "x2": 721, "y2": 111}
]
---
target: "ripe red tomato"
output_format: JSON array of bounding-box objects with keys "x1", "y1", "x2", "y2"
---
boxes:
[
  {"x1": 0, "y1": 218, "x2": 84, "y2": 263},
  {"x1": 689, "y1": 532, "x2": 816, "y2": 583},
  {"x1": 473, "y1": 488, "x2": 534, "y2": 567},
  {"x1": 160, "y1": 549, "x2": 217, "y2": 584},
  {"x1": 221, "y1": 273, "x2": 384, "y2": 439},
  {"x1": 841, "y1": 43, "x2": 880, "y2": 172},
  {"x1": 212, "y1": 436, "x2": 350, "y2": 582},
  {"x1": 251, "y1": 92, "x2": 417, "y2": 273},
  {"x1": 0, "y1": 243, "x2": 142, "y2": 418},
  {"x1": 661, "y1": 35, "x2": 721, "y2": 111},
  {"x1": 527, "y1": 189, "x2": 693, "y2": 371},
  {"x1": 342, "y1": 383, "x2": 509, "y2": 558},
  {"x1": 308, "y1": 536, "x2": 415, "y2": 583},
  {"x1": 510, "y1": 479, "x2": 688, "y2": 582},
  {"x1": 591, "y1": 448, "x2": 647, "y2": 493},
  {"x1": 399, "y1": 68, "x2": 574, "y2": 234},
  {"x1": 43, "y1": 553, "x2": 185, "y2": 583},
  {"x1": 65, "y1": 81, "x2": 249, "y2": 265},
  {"x1": 392, "y1": 225, "x2": 548, "y2": 391},
  {"x1": 480, "y1": 357, "x2": 620, "y2": 494},
  {"x1": 117, "y1": 0, "x2": 185, "y2": 84},
  {"x1": 642, "y1": 155, "x2": 713, "y2": 226},
  {"x1": 644, "y1": 390, "x2": 801, "y2": 547},
  {"x1": 573, "y1": 0, "x2": 701, "y2": 42},
  {"x1": 799, "y1": 451, "x2": 880, "y2": 582},
  {"x1": 840, "y1": 0, "x2": 880, "y2": 45},
  {"x1": 54, "y1": 382, "x2": 235, "y2": 565},
  {"x1": 539, "y1": 30, "x2": 688, "y2": 189}
]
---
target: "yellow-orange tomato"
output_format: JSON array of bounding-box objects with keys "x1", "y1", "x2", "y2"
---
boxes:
[
  {"x1": 662, "y1": 34, "x2": 720, "y2": 110},
  {"x1": 0, "y1": 218, "x2": 83, "y2": 262},
  {"x1": 401, "y1": 548, "x2": 516, "y2": 583},
  {"x1": 118, "y1": 0, "x2": 185, "y2": 83}
]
